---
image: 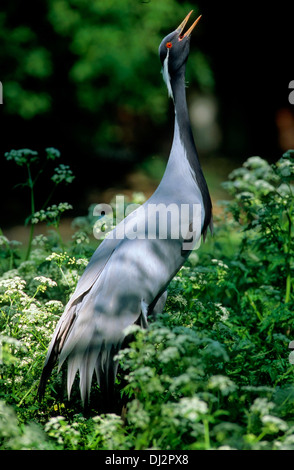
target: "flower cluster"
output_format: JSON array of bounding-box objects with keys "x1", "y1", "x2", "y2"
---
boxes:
[
  {"x1": 45, "y1": 147, "x2": 61, "y2": 160},
  {"x1": 51, "y1": 164, "x2": 75, "y2": 185},
  {"x1": 4, "y1": 149, "x2": 39, "y2": 166},
  {"x1": 31, "y1": 203, "x2": 73, "y2": 225}
]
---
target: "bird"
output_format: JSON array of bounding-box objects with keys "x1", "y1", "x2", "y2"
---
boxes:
[{"x1": 38, "y1": 11, "x2": 213, "y2": 409}]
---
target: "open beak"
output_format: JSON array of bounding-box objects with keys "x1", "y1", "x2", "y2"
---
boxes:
[{"x1": 176, "y1": 10, "x2": 202, "y2": 40}]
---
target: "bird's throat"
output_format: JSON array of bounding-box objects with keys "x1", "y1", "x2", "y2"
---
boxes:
[
  {"x1": 169, "y1": 68, "x2": 212, "y2": 233},
  {"x1": 170, "y1": 69, "x2": 198, "y2": 170}
]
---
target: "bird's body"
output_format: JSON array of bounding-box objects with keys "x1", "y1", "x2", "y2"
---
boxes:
[{"x1": 38, "y1": 11, "x2": 212, "y2": 406}]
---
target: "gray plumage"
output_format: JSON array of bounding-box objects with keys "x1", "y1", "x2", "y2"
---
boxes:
[{"x1": 38, "y1": 11, "x2": 212, "y2": 405}]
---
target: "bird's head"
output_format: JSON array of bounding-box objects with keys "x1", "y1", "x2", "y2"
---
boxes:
[{"x1": 159, "y1": 11, "x2": 201, "y2": 93}]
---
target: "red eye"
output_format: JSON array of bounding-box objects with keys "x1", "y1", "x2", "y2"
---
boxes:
[{"x1": 166, "y1": 42, "x2": 172, "y2": 49}]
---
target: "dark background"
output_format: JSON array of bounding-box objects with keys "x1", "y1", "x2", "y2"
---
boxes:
[{"x1": 1, "y1": 1, "x2": 294, "y2": 230}]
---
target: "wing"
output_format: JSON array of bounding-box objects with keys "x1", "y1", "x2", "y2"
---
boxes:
[
  {"x1": 66, "y1": 239, "x2": 182, "y2": 400},
  {"x1": 38, "y1": 207, "x2": 153, "y2": 400},
  {"x1": 38, "y1": 232, "x2": 120, "y2": 400}
]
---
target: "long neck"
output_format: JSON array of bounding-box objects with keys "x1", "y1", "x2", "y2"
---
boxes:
[
  {"x1": 172, "y1": 68, "x2": 192, "y2": 140},
  {"x1": 171, "y1": 67, "x2": 202, "y2": 177},
  {"x1": 169, "y1": 66, "x2": 212, "y2": 232}
]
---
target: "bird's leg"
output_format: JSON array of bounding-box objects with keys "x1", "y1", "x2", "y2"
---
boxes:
[{"x1": 148, "y1": 290, "x2": 168, "y2": 320}]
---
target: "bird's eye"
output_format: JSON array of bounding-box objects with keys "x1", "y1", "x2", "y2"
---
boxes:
[{"x1": 166, "y1": 42, "x2": 172, "y2": 49}]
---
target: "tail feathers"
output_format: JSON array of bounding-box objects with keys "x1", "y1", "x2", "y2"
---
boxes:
[
  {"x1": 38, "y1": 360, "x2": 56, "y2": 400},
  {"x1": 66, "y1": 347, "x2": 99, "y2": 402},
  {"x1": 65, "y1": 339, "x2": 122, "y2": 404},
  {"x1": 38, "y1": 308, "x2": 149, "y2": 405},
  {"x1": 37, "y1": 303, "x2": 77, "y2": 400},
  {"x1": 38, "y1": 334, "x2": 63, "y2": 400},
  {"x1": 95, "y1": 341, "x2": 121, "y2": 396}
]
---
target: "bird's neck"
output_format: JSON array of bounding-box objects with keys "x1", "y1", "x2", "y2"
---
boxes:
[
  {"x1": 169, "y1": 66, "x2": 202, "y2": 179},
  {"x1": 171, "y1": 68, "x2": 191, "y2": 137},
  {"x1": 167, "y1": 66, "x2": 212, "y2": 232}
]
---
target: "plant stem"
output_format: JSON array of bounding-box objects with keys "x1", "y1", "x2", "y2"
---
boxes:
[
  {"x1": 59, "y1": 266, "x2": 70, "y2": 287},
  {"x1": 41, "y1": 185, "x2": 57, "y2": 211},
  {"x1": 25, "y1": 164, "x2": 35, "y2": 261},
  {"x1": 55, "y1": 224, "x2": 65, "y2": 250},
  {"x1": 285, "y1": 273, "x2": 291, "y2": 304},
  {"x1": 203, "y1": 418, "x2": 211, "y2": 450},
  {"x1": 285, "y1": 210, "x2": 292, "y2": 304},
  {"x1": 246, "y1": 292, "x2": 263, "y2": 321},
  {"x1": 18, "y1": 380, "x2": 38, "y2": 407}
]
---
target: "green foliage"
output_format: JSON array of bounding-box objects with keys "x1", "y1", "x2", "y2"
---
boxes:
[
  {"x1": 47, "y1": 0, "x2": 213, "y2": 124},
  {"x1": 223, "y1": 151, "x2": 294, "y2": 304},
  {"x1": 1, "y1": 151, "x2": 294, "y2": 449},
  {"x1": 1, "y1": 1, "x2": 213, "y2": 146},
  {"x1": 4, "y1": 148, "x2": 74, "y2": 262},
  {"x1": 0, "y1": 12, "x2": 52, "y2": 119}
]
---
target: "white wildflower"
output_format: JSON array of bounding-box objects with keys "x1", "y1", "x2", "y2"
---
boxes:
[
  {"x1": 244, "y1": 156, "x2": 269, "y2": 169},
  {"x1": 208, "y1": 375, "x2": 237, "y2": 396},
  {"x1": 0, "y1": 235, "x2": 9, "y2": 246},
  {"x1": 76, "y1": 258, "x2": 88, "y2": 267},
  {"x1": 33, "y1": 276, "x2": 57, "y2": 288},
  {"x1": 177, "y1": 396, "x2": 208, "y2": 421},
  {"x1": 45, "y1": 300, "x2": 64, "y2": 313},
  {"x1": 250, "y1": 397, "x2": 275, "y2": 416},
  {"x1": 0, "y1": 277, "x2": 26, "y2": 290},
  {"x1": 261, "y1": 415, "x2": 288, "y2": 434},
  {"x1": 254, "y1": 180, "x2": 275, "y2": 192},
  {"x1": 211, "y1": 259, "x2": 229, "y2": 270},
  {"x1": 160, "y1": 346, "x2": 180, "y2": 364},
  {"x1": 215, "y1": 303, "x2": 230, "y2": 321}
]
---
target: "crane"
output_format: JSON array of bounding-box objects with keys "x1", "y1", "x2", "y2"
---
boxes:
[{"x1": 38, "y1": 11, "x2": 213, "y2": 408}]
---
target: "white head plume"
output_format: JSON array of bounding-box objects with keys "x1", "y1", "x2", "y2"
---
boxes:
[{"x1": 162, "y1": 50, "x2": 173, "y2": 99}]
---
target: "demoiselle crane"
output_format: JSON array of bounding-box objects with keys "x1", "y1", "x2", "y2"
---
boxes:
[{"x1": 38, "y1": 11, "x2": 213, "y2": 407}]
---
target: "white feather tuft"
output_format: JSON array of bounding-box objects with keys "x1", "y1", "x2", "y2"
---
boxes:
[{"x1": 162, "y1": 50, "x2": 173, "y2": 99}]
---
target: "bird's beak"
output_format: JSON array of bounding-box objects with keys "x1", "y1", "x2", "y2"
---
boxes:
[{"x1": 176, "y1": 10, "x2": 202, "y2": 40}]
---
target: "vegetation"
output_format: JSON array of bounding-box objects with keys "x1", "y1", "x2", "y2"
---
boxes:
[
  {"x1": 1, "y1": 149, "x2": 294, "y2": 450},
  {"x1": 1, "y1": 0, "x2": 212, "y2": 147}
]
